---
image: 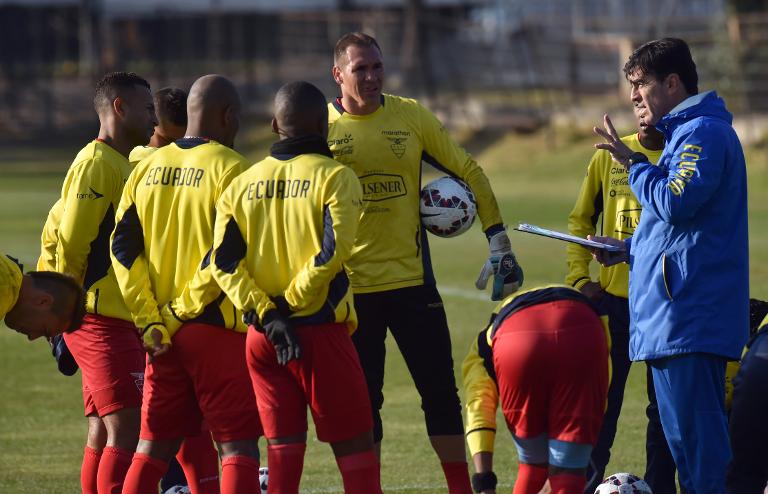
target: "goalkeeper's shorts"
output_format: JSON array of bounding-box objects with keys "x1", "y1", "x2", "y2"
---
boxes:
[{"x1": 492, "y1": 299, "x2": 609, "y2": 445}]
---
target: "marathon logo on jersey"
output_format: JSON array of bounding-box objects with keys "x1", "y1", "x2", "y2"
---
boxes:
[
  {"x1": 614, "y1": 208, "x2": 641, "y2": 235},
  {"x1": 381, "y1": 130, "x2": 410, "y2": 158},
  {"x1": 668, "y1": 144, "x2": 701, "y2": 196},
  {"x1": 76, "y1": 187, "x2": 104, "y2": 200},
  {"x1": 130, "y1": 372, "x2": 144, "y2": 395},
  {"x1": 358, "y1": 173, "x2": 407, "y2": 202},
  {"x1": 247, "y1": 179, "x2": 311, "y2": 200},
  {"x1": 145, "y1": 166, "x2": 205, "y2": 188}
]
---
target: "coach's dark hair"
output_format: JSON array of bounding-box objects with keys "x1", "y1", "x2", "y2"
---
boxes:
[
  {"x1": 154, "y1": 87, "x2": 187, "y2": 127},
  {"x1": 27, "y1": 271, "x2": 86, "y2": 333},
  {"x1": 623, "y1": 38, "x2": 698, "y2": 95},
  {"x1": 94, "y1": 71, "x2": 151, "y2": 113},
  {"x1": 334, "y1": 32, "x2": 382, "y2": 65}
]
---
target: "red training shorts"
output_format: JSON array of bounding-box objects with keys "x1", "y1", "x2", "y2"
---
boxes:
[
  {"x1": 140, "y1": 323, "x2": 262, "y2": 443},
  {"x1": 492, "y1": 299, "x2": 609, "y2": 445},
  {"x1": 247, "y1": 322, "x2": 373, "y2": 443},
  {"x1": 64, "y1": 313, "x2": 145, "y2": 417}
]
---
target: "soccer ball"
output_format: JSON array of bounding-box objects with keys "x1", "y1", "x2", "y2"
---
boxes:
[
  {"x1": 420, "y1": 177, "x2": 477, "y2": 237},
  {"x1": 594, "y1": 473, "x2": 653, "y2": 494},
  {"x1": 163, "y1": 486, "x2": 191, "y2": 494},
  {"x1": 259, "y1": 466, "x2": 269, "y2": 494}
]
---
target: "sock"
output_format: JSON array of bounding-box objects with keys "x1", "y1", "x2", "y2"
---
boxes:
[
  {"x1": 220, "y1": 455, "x2": 260, "y2": 494},
  {"x1": 440, "y1": 461, "x2": 473, "y2": 494},
  {"x1": 549, "y1": 473, "x2": 586, "y2": 494},
  {"x1": 122, "y1": 453, "x2": 169, "y2": 494},
  {"x1": 177, "y1": 433, "x2": 220, "y2": 493},
  {"x1": 96, "y1": 447, "x2": 134, "y2": 494},
  {"x1": 513, "y1": 463, "x2": 549, "y2": 494},
  {"x1": 81, "y1": 446, "x2": 102, "y2": 494},
  {"x1": 336, "y1": 450, "x2": 383, "y2": 494},
  {"x1": 267, "y1": 443, "x2": 306, "y2": 494}
]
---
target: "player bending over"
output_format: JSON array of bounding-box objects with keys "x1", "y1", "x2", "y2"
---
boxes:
[
  {"x1": 462, "y1": 285, "x2": 609, "y2": 494},
  {"x1": 211, "y1": 81, "x2": 381, "y2": 494},
  {"x1": 111, "y1": 75, "x2": 261, "y2": 494}
]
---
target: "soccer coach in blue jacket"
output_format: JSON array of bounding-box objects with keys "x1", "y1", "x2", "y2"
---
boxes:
[{"x1": 590, "y1": 38, "x2": 749, "y2": 494}]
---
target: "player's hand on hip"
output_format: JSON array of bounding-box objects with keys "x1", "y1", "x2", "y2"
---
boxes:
[
  {"x1": 588, "y1": 235, "x2": 628, "y2": 267},
  {"x1": 475, "y1": 230, "x2": 524, "y2": 301},
  {"x1": 262, "y1": 309, "x2": 301, "y2": 365},
  {"x1": 594, "y1": 114, "x2": 633, "y2": 168},
  {"x1": 143, "y1": 327, "x2": 171, "y2": 362}
]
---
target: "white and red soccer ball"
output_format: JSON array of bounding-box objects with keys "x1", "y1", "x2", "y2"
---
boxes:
[
  {"x1": 420, "y1": 177, "x2": 477, "y2": 238},
  {"x1": 594, "y1": 473, "x2": 653, "y2": 494}
]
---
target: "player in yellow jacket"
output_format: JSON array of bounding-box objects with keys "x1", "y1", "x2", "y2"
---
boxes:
[
  {"x1": 1, "y1": 252, "x2": 84, "y2": 340},
  {"x1": 210, "y1": 81, "x2": 381, "y2": 494},
  {"x1": 111, "y1": 75, "x2": 261, "y2": 494},
  {"x1": 50, "y1": 72, "x2": 156, "y2": 494},
  {"x1": 565, "y1": 108, "x2": 674, "y2": 492},
  {"x1": 462, "y1": 285, "x2": 609, "y2": 494},
  {"x1": 129, "y1": 87, "x2": 187, "y2": 165},
  {"x1": 327, "y1": 32, "x2": 522, "y2": 494}
]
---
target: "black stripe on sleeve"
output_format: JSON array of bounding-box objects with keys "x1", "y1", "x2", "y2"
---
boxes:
[
  {"x1": 111, "y1": 204, "x2": 144, "y2": 270},
  {"x1": 314, "y1": 205, "x2": 336, "y2": 267},
  {"x1": 214, "y1": 217, "x2": 247, "y2": 274}
]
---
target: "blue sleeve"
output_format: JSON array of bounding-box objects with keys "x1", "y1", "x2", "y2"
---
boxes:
[{"x1": 629, "y1": 125, "x2": 725, "y2": 223}]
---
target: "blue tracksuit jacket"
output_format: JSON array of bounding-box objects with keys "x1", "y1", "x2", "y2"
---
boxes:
[{"x1": 626, "y1": 91, "x2": 749, "y2": 361}]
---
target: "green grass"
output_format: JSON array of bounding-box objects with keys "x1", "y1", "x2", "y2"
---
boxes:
[{"x1": 1, "y1": 127, "x2": 766, "y2": 492}]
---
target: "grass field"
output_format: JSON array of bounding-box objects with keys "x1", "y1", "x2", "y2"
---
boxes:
[{"x1": 1, "y1": 124, "x2": 766, "y2": 493}]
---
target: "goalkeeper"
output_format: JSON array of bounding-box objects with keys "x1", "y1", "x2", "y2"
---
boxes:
[{"x1": 327, "y1": 31, "x2": 522, "y2": 493}]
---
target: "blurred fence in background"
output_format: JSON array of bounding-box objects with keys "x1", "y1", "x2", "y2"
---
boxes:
[{"x1": 1, "y1": 0, "x2": 767, "y2": 138}]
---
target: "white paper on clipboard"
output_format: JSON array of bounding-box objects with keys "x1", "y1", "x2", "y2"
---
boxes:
[{"x1": 513, "y1": 223, "x2": 625, "y2": 252}]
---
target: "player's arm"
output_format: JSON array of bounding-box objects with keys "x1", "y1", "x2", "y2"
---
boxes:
[
  {"x1": 56, "y1": 160, "x2": 119, "y2": 282},
  {"x1": 283, "y1": 167, "x2": 363, "y2": 312},
  {"x1": 629, "y1": 128, "x2": 725, "y2": 223},
  {"x1": 37, "y1": 199, "x2": 64, "y2": 271},
  {"x1": 565, "y1": 152, "x2": 604, "y2": 290},
  {"x1": 110, "y1": 168, "x2": 170, "y2": 354}
]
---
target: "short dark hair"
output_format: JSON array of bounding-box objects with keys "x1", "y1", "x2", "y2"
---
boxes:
[
  {"x1": 623, "y1": 38, "x2": 698, "y2": 95},
  {"x1": 154, "y1": 87, "x2": 187, "y2": 127},
  {"x1": 334, "y1": 32, "x2": 382, "y2": 65},
  {"x1": 27, "y1": 271, "x2": 86, "y2": 333},
  {"x1": 274, "y1": 81, "x2": 328, "y2": 136},
  {"x1": 93, "y1": 71, "x2": 151, "y2": 113}
]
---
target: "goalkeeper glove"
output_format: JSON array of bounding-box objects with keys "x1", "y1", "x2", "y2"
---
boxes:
[
  {"x1": 475, "y1": 229, "x2": 524, "y2": 301},
  {"x1": 261, "y1": 309, "x2": 301, "y2": 365},
  {"x1": 50, "y1": 334, "x2": 78, "y2": 376}
]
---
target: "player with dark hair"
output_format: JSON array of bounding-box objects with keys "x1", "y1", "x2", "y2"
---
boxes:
[
  {"x1": 211, "y1": 80, "x2": 381, "y2": 494},
  {"x1": 462, "y1": 285, "x2": 609, "y2": 494},
  {"x1": 593, "y1": 37, "x2": 749, "y2": 492},
  {"x1": 130, "y1": 87, "x2": 188, "y2": 164},
  {"x1": 112, "y1": 74, "x2": 261, "y2": 494},
  {"x1": 2, "y1": 253, "x2": 85, "y2": 340},
  {"x1": 567, "y1": 106, "x2": 678, "y2": 492},
  {"x1": 50, "y1": 71, "x2": 156, "y2": 494},
  {"x1": 328, "y1": 31, "x2": 523, "y2": 494}
]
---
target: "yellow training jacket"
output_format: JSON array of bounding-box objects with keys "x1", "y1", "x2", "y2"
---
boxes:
[
  {"x1": 111, "y1": 138, "x2": 249, "y2": 341},
  {"x1": 56, "y1": 140, "x2": 133, "y2": 321},
  {"x1": 0, "y1": 254, "x2": 23, "y2": 320},
  {"x1": 37, "y1": 198, "x2": 63, "y2": 271},
  {"x1": 129, "y1": 145, "x2": 157, "y2": 166},
  {"x1": 566, "y1": 134, "x2": 662, "y2": 297},
  {"x1": 211, "y1": 141, "x2": 362, "y2": 331},
  {"x1": 328, "y1": 94, "x2": 503, "y2": 293},
  {"x1": 462, "y1": 285, "x2": 609, "y2": 457}
]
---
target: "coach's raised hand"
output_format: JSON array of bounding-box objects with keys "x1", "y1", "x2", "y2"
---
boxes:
[
  {"x1": 594, "y1": 114, "x2": 634, "y2": 168},
  {"x1": 262, "y1": 309, "x2": 301, "y2": 365}
]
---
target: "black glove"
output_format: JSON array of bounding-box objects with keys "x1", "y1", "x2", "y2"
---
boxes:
[
  {"x1": 262, "y1": 309, "x2": 301, "y2": 365},
  {"x1": 242, "y1": 310, "x2": 261, "y2": 330},
  {"x1": 50, "y1": 334, "x2": 78, "y2": 376}
]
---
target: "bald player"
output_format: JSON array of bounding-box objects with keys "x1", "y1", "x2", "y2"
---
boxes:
[
  {"x1": 112, "y1": 74, "x2": 262, "y2": 494},
  {"x1": 211, "y1": 81, "x2": 381, "y2": 493},
  {"x1": 129, "y1": 87, "x2": 188, "y2": 164},
  {"x1": 52, "y1": 71, "x2": 156, "y2": 494}
]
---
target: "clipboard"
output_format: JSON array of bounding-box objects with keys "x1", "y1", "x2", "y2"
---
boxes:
[{"x1": 514, "y1": 223, "x2": 625, "y2": 252}]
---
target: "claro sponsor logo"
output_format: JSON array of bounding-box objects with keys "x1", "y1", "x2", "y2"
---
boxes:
[{"x1": 358, "y1": 173, "x2": 407, "y2": 202}]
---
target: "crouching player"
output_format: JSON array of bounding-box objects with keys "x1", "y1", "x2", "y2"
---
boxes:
[
  {"x1": 210, "y1": 81, "x2": 382, "y2": 494},
  {"x1": 462, "y1": 285, "x2": 609, "y2": 494}
]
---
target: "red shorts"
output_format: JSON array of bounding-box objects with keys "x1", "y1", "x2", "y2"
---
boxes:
[
  {"x1": 64, "y1": 314, "x2": 145, "y2": 417},
  {"x1": 492, "y1": 299, "x2": 609, "y2": 445},
  {"x1": 247, "y1": 322, "x2": 372, "y2": 443},
  {"x1": 140, "y1": 323, "x2": 262, "y2": 443}
]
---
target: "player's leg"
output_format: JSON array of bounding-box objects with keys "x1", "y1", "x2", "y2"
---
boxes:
[
  {"x1": 387, "y1": 285, "x2": 471, "y2": 494},
  {"x1": 643, "y1": 363, "x2": 679, "y2": 494},
  {"x1": 82, "y1": 413, "x2": 107, "y2": 494},
  {"x1": 584, "y1": 293, "x2": 632, "y2": 492},
  {"x1": 98, "y1": 407, "x2": 141, "y2": 494},
  {"x1": 726, "y1": 331, "x2": 768, "y2": 493},
  {"x1": 174, "y1": 430, "x2": 220, "y2": 494},
  {"x1": 247, "y1": 327, "x2": 307, "y2": 494},
  {"x1": 350, "y1": 291, "x2": 389, "y2": 451},
  {"x1": 510, "y1": 433, "x2": 549, "y2": 494}
]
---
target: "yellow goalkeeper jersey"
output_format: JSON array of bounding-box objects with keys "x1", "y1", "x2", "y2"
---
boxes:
[
  {"x1": 211, "y1": 137, "x2": 362, "y2": 330},
  {"x1": 328, "y1": 94, "x2": 503, "y2": 293},
  {"x1": 111, "y1": 138, "x2": 249, "y2": 339},
  {"x1": 566, "y1": 134, "x2": 662, "y2": 297},
  {"x1": 37, "y1": 198, "x2": 63, "y2": 271},
  {"x1": 55, "y1": 140, "x2": 133, "y2": 321},
  {"x1": 0, "y1": 253, "x2": 23, "y2": 320}
]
